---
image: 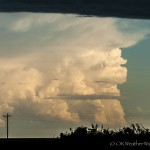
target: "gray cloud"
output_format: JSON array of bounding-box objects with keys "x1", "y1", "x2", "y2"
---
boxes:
[{"x1": 45, "y1": 94, "x2": 120, "y2": 100}]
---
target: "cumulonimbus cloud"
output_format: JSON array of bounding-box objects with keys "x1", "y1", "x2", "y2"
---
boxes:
[{"x1": 0, "y1": 13, "x2": 149, "y2": 127}]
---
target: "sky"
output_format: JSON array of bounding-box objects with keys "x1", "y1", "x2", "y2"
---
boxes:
[
  {"x1": 121, "y1": 33, "x2": 150, "y2": 124},
  {"x1": 0, "y1": 13, "x2": 150, "y2": 137}
]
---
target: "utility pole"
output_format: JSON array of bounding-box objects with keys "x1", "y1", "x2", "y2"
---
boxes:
[{"x1": 3, "y1": 113, "x2": 11, "y2": 139}]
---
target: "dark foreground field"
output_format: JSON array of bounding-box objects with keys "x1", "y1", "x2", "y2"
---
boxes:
[
  {"x1": 0, "y1": 137, "x2": 150, "y2": 149},
  {"x1": 0, "y1": 138, "x2": 150, "y2": 149}
]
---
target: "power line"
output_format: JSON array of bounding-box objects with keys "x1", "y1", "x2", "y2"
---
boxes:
[{"x1": 3, "y1": 113, "x2": 12, "y2": 139}]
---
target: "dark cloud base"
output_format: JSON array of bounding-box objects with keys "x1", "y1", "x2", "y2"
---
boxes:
[
  {"x1": 0, "y1": 0, "x2": 150, "y2": 19},
  {"x1": 44, "y1": 94, "x2": 120, "y2": 100}
]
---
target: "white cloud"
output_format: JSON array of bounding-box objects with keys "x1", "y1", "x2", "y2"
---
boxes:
[
  {"x1": 67, "y1": 99, "x2": 126, "y2": 126},
  {"x1": 0, "y1": 13, "x2": 149, "y2": 128}
]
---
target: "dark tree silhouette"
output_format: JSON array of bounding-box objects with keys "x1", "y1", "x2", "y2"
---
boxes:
[{"x1": 59, "y1": 123, "x2": 150, "y2": 148}]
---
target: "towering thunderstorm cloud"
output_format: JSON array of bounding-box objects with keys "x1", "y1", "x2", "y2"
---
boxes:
[{"x1": 0, "y1": 13, "x2": 149, "y2": 127}]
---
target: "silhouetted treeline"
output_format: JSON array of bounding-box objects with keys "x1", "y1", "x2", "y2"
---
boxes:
[
  {"x1": 60, "y1": 124, "x2": 150, "y2": 138},
  {"x1": 59, "y1": 124, "x2": 150, "y2": 148}
]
